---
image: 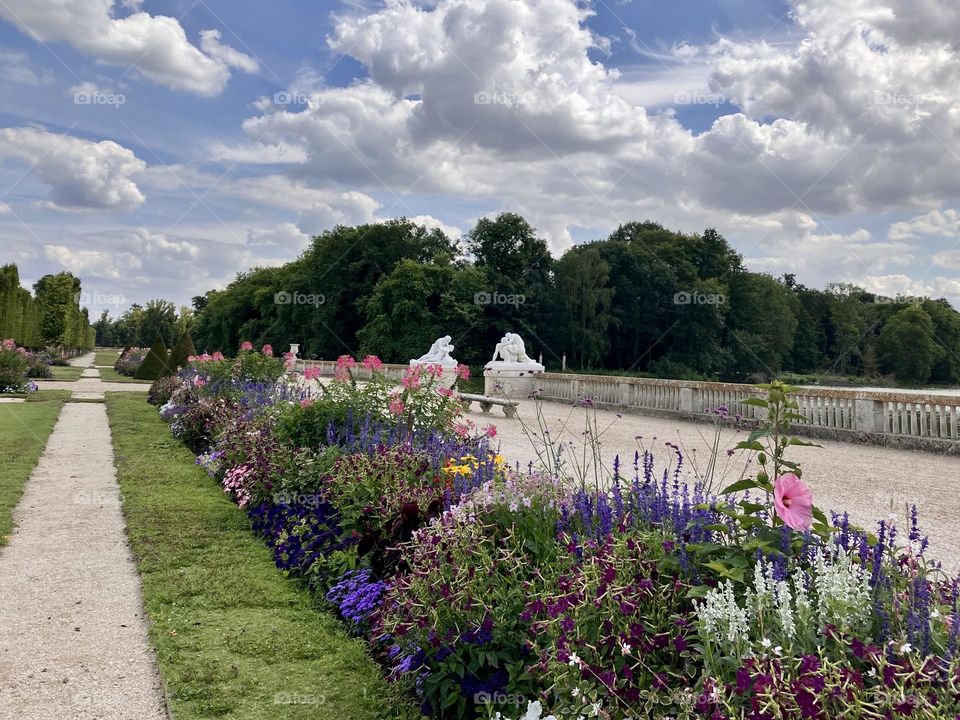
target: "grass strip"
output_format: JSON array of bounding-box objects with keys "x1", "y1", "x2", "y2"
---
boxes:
[
  {"x1": 33, "y1": 365, "x2": 85, "y2": 381},
  {"x1": 98, "y1": 367, "x2": 151, "y2": 384},
  {"x1": 94, "y1": 349, "x2": 122, "y2": 367},
  {"x1": 105, "y1": 392, "x2": 420, "y2": 720},
  {"x1": 0, "y1": 390, "x2": 70, "y2": 543}
]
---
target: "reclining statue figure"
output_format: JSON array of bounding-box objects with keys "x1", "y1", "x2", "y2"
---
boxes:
[
  {"x1": 415, "y1": 335, "x2": 455, "y2": 363},
  {"x1": 491, "y1": 332, "x2": 535, "y2": 364}
]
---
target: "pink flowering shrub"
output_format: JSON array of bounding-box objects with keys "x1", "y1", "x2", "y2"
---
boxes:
[{"x1": 0, "y1": 338, "x2": 31, "y2": 392}]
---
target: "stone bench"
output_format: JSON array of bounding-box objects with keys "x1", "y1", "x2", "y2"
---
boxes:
[{"x1": 460, "y1": 393, "x2": 519, "y2": 418}]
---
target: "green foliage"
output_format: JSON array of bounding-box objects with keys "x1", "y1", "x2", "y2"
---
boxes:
[
  {"x1": 358, "y1": 261, "x2": 488, "y2": 364},
  {"x1": 134, "y1": 337, "x2": 170, "y2": 380},
  {"x1": 167, "y1": 331, "x2": 197, "y2": 374},
  {"x1": 192, "y1": 349, "x2": 284, "y2": 386},
  {"x1": 0, "y1": 265, "x2": 93, "y2": 351},
  {"x1": 179, "y1": 215, "x2": 960, "y2": 387},
  {"x1": 877, "y1": 304, "x2": 944, "y2": 384}
]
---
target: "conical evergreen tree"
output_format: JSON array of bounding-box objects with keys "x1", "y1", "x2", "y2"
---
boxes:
[
  {"x1": 167, "y1": 332, "x2": 197, "y2": 375},
  {"x1": 134, "y1": 336, "x2": 170, "y2": 380}
]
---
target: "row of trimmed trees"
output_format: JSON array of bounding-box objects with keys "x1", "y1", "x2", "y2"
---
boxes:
[{"x1": 0, "y1": 264, "x2": 95, "y2": 353}]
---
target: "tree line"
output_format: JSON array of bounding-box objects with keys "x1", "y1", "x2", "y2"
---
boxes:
[
  {"x1": 0, "y1": 264, "x2": 95, "y2": 352},
  {"x1": 97, "y1": 216, "x2": 960, "y2": 386},
  {"x1": 92, "y1": 299, "x2": 194, "y2": 350}
]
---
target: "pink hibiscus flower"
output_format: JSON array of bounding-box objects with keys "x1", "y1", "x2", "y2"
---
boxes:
[{"x1": 773, "y1": 473, "x2": 814, "y2": 531}]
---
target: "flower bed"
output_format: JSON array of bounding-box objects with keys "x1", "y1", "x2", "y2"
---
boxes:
[
  {"x1": 0, "y1": 338, "x2": 39, "y2": 393},
  {"x1": 114, "y1": 346, "x2": 148, "y2": 377},
  {"x1": 153, "y1": 348, "x2": 960, "y2": 720}
]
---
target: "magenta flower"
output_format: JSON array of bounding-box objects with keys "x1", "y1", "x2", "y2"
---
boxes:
[
  {"x1": 240, "y1": 341, "x2": 253, "y2": 351},
  {"x1": 389, "y1": 398, "x2": 405, "y2": 416},
  {"x1": 455, "y1": 364, "x2": 470, "y2": 380},
  {"x1": 773, "y1": 473, "x2": 814, "y2": 531},
  {"x1": 261, "y1": 344, "x2": 273, "y2": 357},
  {"x1": 402, "y1": 367, "x2": 421, "y2": 389},
  {"x1": 362, "y1": 354, "x2": 383, "y2": 371}
]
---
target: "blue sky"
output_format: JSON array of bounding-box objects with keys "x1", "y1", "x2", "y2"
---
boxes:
[{"x1": 1, "y1": 0, "x2": 959, "y2": 315}]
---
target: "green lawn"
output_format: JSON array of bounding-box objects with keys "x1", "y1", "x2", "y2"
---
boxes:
[
  {"x1": 95, "y1": 348, "x2": 122, "y2": 367},
  {"x1": 98, "y1": 367, "x2": 149, "y2": 384},
  {"x1": 32, "y1": 365, "x2": 85, "y2": 381},
  {"x1": 105, "y1": 393, "x2": 419, "y2": 720},
  {"x1": 0, "y1": 390, "x2": 69, "y2": 543}
]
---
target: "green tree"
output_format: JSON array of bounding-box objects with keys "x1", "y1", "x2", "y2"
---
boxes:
[
  {"x1": 139, "y1": 299, "x2": 178, "y2": 347},
  {"x1": 552, "y1": 246, "x2": 613, "y2": 368},
  {"x1": 167, "y1": 332, "x2": 197, "y2": 374},
  {"x1": 877, "y1": 305, "x2": 943, "y2": 384},
  {"x1": 357, "y1": 260, "x2": 485, "y2": 365}
]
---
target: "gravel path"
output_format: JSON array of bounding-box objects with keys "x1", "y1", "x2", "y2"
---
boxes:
[
  {"x1": 0, "y1": 357, "x2": 167, "y2": 719},
  {"x1": 466, "y1": 399, "x2": 960, "y2": 574}
]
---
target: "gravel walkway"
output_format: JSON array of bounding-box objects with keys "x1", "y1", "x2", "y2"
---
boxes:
[
  {"x1": 467, "y1": 399, "x2": 960, "y2": 574},
  {"x1": 0, "y1": 356, "x2": 167, "y2": 719}
]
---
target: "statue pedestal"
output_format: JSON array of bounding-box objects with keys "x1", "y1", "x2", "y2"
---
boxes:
[
  {"x1": 483, "y1": 361, "x2": 544, "y2": 399},
  {"x1": 409, "y1": 359, "x2": 458, "y2": 389}
]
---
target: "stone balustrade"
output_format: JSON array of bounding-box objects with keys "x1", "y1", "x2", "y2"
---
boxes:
[
  {"x1": 293, "y1": 359, "x2": 960, "y2": 452},
  {"x1": 532, "y1": 372, "x2": 960, "y2": 451}
]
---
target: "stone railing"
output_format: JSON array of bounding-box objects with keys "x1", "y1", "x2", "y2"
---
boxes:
[
  {"x1": 292, "y1": 359, "x2": 960, "y2": 452},
  {"x1": 294, "y1": 358, "x2": 409, "y2": 382},
  {"x1": 532, "y1": 372, "x2": 960, "y2": 452}
]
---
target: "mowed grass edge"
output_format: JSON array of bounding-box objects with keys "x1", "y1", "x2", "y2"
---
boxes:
[
  {"x1": 0, "y1": 390, "x2": 70, "y2": 543},
  {"x1": 105, "y1": 392, "x2": 421, "y2": 720},
  {"x1": 98, "y1": 366, "x2": 151, "y2": 384}
]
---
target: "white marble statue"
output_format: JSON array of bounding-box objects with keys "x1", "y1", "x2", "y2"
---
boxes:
[
  {"x1": 491, "y1": 332, "x2": 535, "y2": 364},
  {"x1": 415, "y1": 335, "x2": 456, "y2": 364}
]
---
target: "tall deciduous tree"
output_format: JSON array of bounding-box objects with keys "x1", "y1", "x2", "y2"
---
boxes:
[{"x1": 877, "y1": 305, "x2": 943, "y2": 384}]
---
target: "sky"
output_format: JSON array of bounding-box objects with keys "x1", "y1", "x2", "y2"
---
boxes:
[{"x1": 1, "y1": 0, "x2": 960, "y2": 317}]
